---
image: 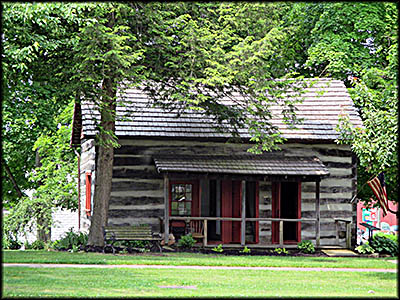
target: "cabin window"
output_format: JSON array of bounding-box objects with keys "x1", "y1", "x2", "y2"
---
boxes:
[
  {"x1": 85, "y1": 172, "x2": 92, "y2": 216},
  {"x1": 170, "y1": 183, "x2": 192, "y2": 216}
]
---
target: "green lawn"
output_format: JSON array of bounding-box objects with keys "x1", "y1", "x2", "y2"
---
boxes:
[
  {"x1": 3, "y1": 266, "x2": 397, "y2": 297},
  {"x1": 3, "y1": 250, "x2": 397, "y2": 269},
  {"x1": 3, "y1": 250, "x2": 397, "y2": 297}
]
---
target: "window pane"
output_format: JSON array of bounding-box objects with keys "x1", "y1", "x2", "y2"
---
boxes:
[
  {"x1": 178, "y1": 202, "x2": 185, "y2": 215},
  {"x1": 177, "y1": 184, "x2": 184, "y2": 193},
  {"x1": 176, "y1": 192, "x2": 185, "y2": 201},
  {"x1": 186, "y1": 202, "x2": 191, "y2": 215},
  {"x1": 186, "y1": 191, "x2": 192, "y2": 201},
  {"x1": 186, "y1": 184, "x2": 192, "y2": 192}
]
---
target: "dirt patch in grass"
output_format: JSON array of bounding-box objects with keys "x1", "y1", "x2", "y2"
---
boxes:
[{"x1": 157, "y1": 285, "x2": 197, "y2": 290}]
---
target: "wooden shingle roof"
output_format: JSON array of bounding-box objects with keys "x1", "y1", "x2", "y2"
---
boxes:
[
  {"x1": 75, "y1": 78, "x2": 363, "y2": 143},
  {"x1": 154, "y1": 155, "x2": 330, "y2": 176}
]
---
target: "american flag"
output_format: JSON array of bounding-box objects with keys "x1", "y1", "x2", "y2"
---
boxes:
[{"x1": 367, "y1": 172, "x2": 388, "y2": 216}]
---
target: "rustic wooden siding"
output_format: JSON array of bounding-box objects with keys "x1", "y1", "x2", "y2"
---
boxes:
[
  {"x1": 108, "y1": 139, "x2": 251, "y2": 232},
  {"x1": 82, "y1": 138, "x2": 356, "y2": 246},
  {"x1": 258, "y1": 143, "x2": 356, "y2": 246}
]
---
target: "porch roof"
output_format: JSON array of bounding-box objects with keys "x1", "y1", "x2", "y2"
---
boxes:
[{"x1": 154, "y1": 155, "x2": 329, "y2": 177}]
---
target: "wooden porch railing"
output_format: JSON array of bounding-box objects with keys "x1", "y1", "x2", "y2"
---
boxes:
[{"x1": 167, "y1": 216, "x2": 319, "y2": 247}]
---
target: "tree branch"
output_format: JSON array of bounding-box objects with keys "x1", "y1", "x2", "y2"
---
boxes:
[{"x1": 2, "y1": 158, "x2": 25, "y2": 198}]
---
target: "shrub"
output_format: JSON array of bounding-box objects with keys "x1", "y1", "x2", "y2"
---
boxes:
[
  {"x1": 212, "y1": 244, "x2": 223, "y2": 253},
  {"x1": 374, "y1": 232, "x2": 397, "y2": 243},
  {"x1": 4, "y1": 238, "x2": 21, "y2": 250},
  {"x1": 177, "y1": 234, "x2": 196, "y2": 249},
  {"x1": 355, "y1": 243, "x2": 375, "y2": 254},
  {"x1": 2, "y1": 226, "x2": 21, "y2": 250},
  {"x1": 30, "y1": 240, "x2": 46, "y2": 250},
  {"x1": 240, "y1": 246, "x2": 251, "y2": 254},
  {"x1": 273, "y1": 248, "x2": 288, "y2": 255},
  {"x1": 113, "y1": 240, "x2": 151, "y2": 253},
  {"x1": 369, "y1": 234, "x2": 398, "y2": 256},
  {"x1": 297, "y1": 240, "x2": 315, "y2": 254},
  {"x1": 52, "y1": 228, "x2": 88, "y2": 251}
]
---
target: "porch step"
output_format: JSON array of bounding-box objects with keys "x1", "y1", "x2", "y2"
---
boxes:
[{"x1": 321, "y1": 249, "x2": 358, "y2": 257}]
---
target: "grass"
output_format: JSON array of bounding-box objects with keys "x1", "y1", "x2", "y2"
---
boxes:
[
  {"x1": 3, "y1": 266, "x2": 397, "y2": 297},
  {"x1": 3, "y1": 250, "x2": 397, "y2": 269}
]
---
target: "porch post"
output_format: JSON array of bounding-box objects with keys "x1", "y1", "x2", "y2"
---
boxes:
[
  {"x1": 241, "y1": 180, "x2": 246, "y2": 246},
  {"x1": 316, "y1": 180, "x2": 320, "y2": 247},
  {"x1": 164, "y1": 174, "x2": 169, "y2": 244}
]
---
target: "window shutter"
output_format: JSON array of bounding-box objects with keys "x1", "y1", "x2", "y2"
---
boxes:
[{"x1": 85, "y1": 172, "x2": 92, "y2": 216}]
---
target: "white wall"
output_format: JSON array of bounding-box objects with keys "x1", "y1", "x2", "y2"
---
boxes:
[{"x1": 3, "y1": 208, "x2": 79, "y2": 244}]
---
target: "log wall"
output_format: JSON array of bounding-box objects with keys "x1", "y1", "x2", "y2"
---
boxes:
[
  {"x1": 79, "y1": 138, "x2": 356, "y2": 246},
  {"x1": 258, "y1": 143, "x2": 357, "y2": 246}
]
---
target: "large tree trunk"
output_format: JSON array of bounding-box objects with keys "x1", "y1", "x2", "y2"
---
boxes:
[{"x1": 87, "y1": 76, "x2": 117, "y2": 247}]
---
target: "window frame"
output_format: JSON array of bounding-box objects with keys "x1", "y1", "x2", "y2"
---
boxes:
[{"x1": 169, "y1": 180, "x2": 199, "y2": 217}]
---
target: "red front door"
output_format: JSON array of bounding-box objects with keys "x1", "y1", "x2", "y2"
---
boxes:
[
  {"x1": 272, "y1": 181, "x2": 301, "y2": 244},
  {"x1": 221, "y1": 180, "x2": 242, "y2": 244}
]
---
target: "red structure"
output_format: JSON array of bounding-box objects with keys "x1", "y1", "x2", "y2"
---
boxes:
[{"x1": 357, "y1": 200, "x2": 398, "y2": 244}]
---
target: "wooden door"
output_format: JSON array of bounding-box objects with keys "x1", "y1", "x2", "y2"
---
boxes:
[
  {"x1": 221, "y1": 180, "x2": 233, "y2": 243},
  {"x1": 272, "y1": 182, "x2": 301, "y2": 244},
  {"x1": 231, "y1": 180, "x2": 242, "y2": 243},
  {"x1": 221, "y1": 180, "x2": 242, "y2": 243}
]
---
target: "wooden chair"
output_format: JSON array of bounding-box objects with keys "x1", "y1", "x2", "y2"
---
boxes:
[{"x1": 189, "y1": 220, "x2": 205, "y2": 246}]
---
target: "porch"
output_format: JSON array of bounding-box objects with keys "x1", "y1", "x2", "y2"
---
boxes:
[
  {"x1": 154, "y1": 154, "x2": 351, "y2": 249},
  {"x1": 160, "y1": 216, "x2": 352, "y2": 249}
]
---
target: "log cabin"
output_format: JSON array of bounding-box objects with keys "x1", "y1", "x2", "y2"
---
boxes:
[{"x1": 71, "y1": 78, "x2": 363, "y2": 249}]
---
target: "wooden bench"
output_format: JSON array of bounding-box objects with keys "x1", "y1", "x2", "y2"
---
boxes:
[{"x1": 103, "y1": 224, "x2": 162, "y2": 254}]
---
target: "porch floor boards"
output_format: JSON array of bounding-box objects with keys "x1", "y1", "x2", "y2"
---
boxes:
[{"x1": 191, "y1": 244, "x2": 348, "y2": 250}]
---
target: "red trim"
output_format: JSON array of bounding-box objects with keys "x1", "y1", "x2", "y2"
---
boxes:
[
  {"x1": 221, "y1": 180, "x2": 233, "y2": 244},
  {"x1": 85, "y1": 172, "x2": 91, "y2": 217},
  {"x1": 232, "y1": 180, "x2": 241, "y2": 243},
  {"x1": 169, "y1": 180, "x2": 199, "y2": 230},
  {"x1": 169, "y1": 180, "x2": 199, "y2": 216},
  {"x1": 297, "y1": 182, "x2": 302, "y2": 242}
]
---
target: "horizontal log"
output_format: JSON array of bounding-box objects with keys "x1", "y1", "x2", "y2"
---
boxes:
[
  {"x1": 324, "y1": 161, "x2": 352, "y2": 168},
  {"x1": 108, "y1": 209, "x2": 163, "y2": 218},
  {"x1": 317, "y1": 148, "x2": 353, "y2": 157},
  {"x1": 112, "y1": 168, "x2": 162, "y2": 179},
  {"x1": 114, "y1": 156, "x2": 154, "y2": 166},
  {"x1": 302, "y1": 192, "x2": 352, "y2": 199},
  {"x1": 115, "y1": 145, "x2": 250, "y2": 156},
  {"x1": 301, "y1": 210, "x2": 354, "y2": 219},
  {"x1": 111, "y1": 181, "x2": 161, "y2": 192},
  {"x1": 109, "y1": 204, "x2": 164, "y2": 210},
  {"x1": 110, "y1": 196, "x2": 164, "y2": 206}
]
